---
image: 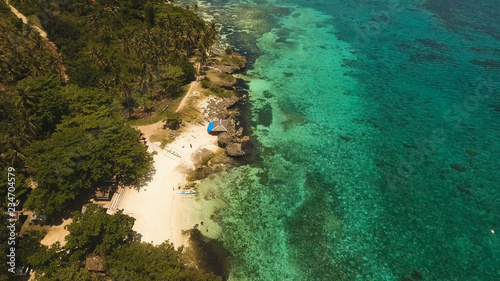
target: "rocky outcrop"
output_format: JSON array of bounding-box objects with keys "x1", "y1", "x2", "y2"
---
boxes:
[
  {"x1": 226, "y1": 143, "x2": 245, "y2": 157},
  {"x1": 216, "y1": 121, "x2": 250, "y2": 157},
  {"x1": 209, "y1": 54, "x2": 247, "y2": 74},
  {"x1": 204, "y1": 97, "x2": 239, "y2": 120}
]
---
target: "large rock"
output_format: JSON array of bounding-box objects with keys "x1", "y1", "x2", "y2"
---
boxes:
[
  {"x1": 216, "y1": 124, "x2": 250, "y2": 156},
  {"x1": 218, "y1": 97, "x2": 239, "y2": 110},
  {"x1": 217, "y1": 132, "x2": 231, "y2": 148},
  {"x1": 226, "y1": 142, "x2": 245, "y2": 156},
  {"x1": 204, "y1": 97, "x2": 240, "y2": 120},
  {"x1": 235, "y1": 127, "x2": 243, "y2": 137},
  {"x1": 211, "y1": 54, "x2": 247, "y2": 74}
]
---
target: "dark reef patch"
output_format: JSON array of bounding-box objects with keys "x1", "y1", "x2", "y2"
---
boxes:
[
  {"x1": 187, "y1": 229, "x2": 233, "y2": 280},
  {"x1": 457, "y1": 185, "x2": 472, "y2": 196},
  {"x1": 417, "y1": 38, "x2": 447, "y2": 49},
  {"x1": 450, "y1": 163, "x2": 467, "y2": 172},
  {"x1": 257, "y1": 103, "x2": 273, "y2": 127},
  {"x1": 409, "y1": 53, "x2": 445, "y2": 62},
  {"x1": 412, "y1": 270, "x2": 424, "y2": 280},
  {"x1": 263, "y1": 90, "x2": 273, "y2": 98},
  {"x1": 466, "y1": 149, "x2": 478, "y2": 156},
  {"x1": 470, "y1": 59, "x2": 500, "y2": 68}
]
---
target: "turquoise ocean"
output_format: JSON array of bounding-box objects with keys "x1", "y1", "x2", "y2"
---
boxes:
[{"x1": 183, "y1": 0, "x2": 500, "y2": 280}]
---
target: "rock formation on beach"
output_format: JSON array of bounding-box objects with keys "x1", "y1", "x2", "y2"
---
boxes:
[
  {"x1": 217, "y1": 125, "x2": 250, "y2": 157},
  {"x1": 203, "y1": 97, "x2": 250, "y2": 157},
  {"x1": 208, "y1": 53, "x2": 247, "y2": 74},
  {"x1": 204, "y1": 97, "x2": 239, "y2": 120}
]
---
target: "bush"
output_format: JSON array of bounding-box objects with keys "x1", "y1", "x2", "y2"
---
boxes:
[
  {"x1": 201, "y1": 78, "x2": 211, "y2": 89},
  {"x1": 164, "y1": 112, "x2": 182, "y2": 130},
  {"x1": 209, "y1": 85, "x2": 233, "y2": 98},
  {"x1": 218, "y1": 72, "x2": 236, "y2": 83},
  {"x1": 225, "y1": 46, "x2": 232, "y2": 55}
]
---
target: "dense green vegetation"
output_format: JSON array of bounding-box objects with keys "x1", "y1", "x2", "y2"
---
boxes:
[
  {"x1": 0, "y1": 0, "x2": 217, "y2": 214},
  {"x1": 25, "y1": 108, "x2": 153, "y2": 216},
  {"x1": 11, "y1": 0, "x2": 215, "y2": 104},
  {"x1": 0, "y1": 1, "x2": 59, "y2": 87},
  {"x1": 0, "y1": 0, "x2": 222, "y2": 279},
  {"x1": 27, "y1": 205, "x2": 221, "y2": 280}
]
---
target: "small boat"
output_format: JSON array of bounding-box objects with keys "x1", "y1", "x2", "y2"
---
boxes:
[{"x1": 177, "y1": 190, "x2": 196, "y2": 194}]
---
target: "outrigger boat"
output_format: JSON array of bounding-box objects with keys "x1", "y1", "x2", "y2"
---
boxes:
[{"x1": 177, "y1": 190, "x2": 196, "y2": 194}]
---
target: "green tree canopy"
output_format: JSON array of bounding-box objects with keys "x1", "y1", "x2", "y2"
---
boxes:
[
  {"x1": 24, "y1": 110, "x2": 152, "y2": 215},
  {"x1": 0, "y1": 75, "x2": 68, "y2": 170},
  {"x1": 26, "y1": 206, "x2": 222, "y2": 280},
  {"x1": 65, "y1": 205, "x2": 135, "y2": 257},
  {"x1": 106, "y1": 242, "x2": 222, "y2": 281}
]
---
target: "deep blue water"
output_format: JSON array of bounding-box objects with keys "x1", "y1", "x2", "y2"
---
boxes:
[{"x1": 184, "y1": 0, "x2": 500, "y2": 280}]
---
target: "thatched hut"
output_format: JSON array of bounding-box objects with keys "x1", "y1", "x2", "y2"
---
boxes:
[{"x1": 208, "y1": 120, "x2": 229, "y2": 133}]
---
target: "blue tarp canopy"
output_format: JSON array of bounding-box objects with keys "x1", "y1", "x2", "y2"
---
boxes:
[{"x1": 207, "y1": 122, "x2": 214, "y2": 132}]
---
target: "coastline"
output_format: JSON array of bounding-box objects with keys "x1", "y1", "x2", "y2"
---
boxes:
[
  {"x1": 114, "y1": 73, "x2": 249, "y2": 251},
  {"x1": 115, "y1": 115, "x2": 220, "y2": 248}
]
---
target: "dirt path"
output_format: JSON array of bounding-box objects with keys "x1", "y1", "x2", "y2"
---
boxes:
[
  {"x1": 176, "y1": 81, "x2": 199, "y2": 112},
  {"x1": 5, "y1": 0, "x2": 68, "y2": 83}
]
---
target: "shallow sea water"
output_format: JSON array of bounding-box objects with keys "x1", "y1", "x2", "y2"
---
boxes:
[{"x1": 182, "y1": 0, "x2": 500, "y2": 280}]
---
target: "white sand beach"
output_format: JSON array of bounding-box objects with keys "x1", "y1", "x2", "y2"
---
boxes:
[{"x1": 112, "y1": 121, "x2": 220, "y2": 248}]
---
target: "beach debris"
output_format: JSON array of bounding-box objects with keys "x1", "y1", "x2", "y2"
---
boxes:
[
  {"x1": 450, "y1": 163, "x2": 467, "y2": 172},
  {"x1": 160, "y1": 104, "x2": 170, "y2": 113}
]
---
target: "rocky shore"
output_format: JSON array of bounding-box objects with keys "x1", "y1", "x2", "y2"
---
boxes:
[{"x1": 202, "y1": 52, "x2": 250, "y2": 157}]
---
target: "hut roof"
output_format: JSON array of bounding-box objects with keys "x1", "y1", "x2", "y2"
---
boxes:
[{"x1": 208, "y1": 120, "x2": 229, "y2": 132}]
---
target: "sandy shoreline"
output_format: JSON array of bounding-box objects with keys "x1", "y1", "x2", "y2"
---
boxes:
[{"x1": 114, "y1": 115, "x2": 220, "y2": 248}]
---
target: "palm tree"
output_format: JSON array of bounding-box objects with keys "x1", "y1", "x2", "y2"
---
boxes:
[
  {"x1": 0, "y1": 135, "x2": 27, "y2": 169},
  {"x1": 14, "y1": 86, "x2": 35, "y2": 112},
  {"x1": 17, "y1": 109, "x2": 40, "y2": 142}
]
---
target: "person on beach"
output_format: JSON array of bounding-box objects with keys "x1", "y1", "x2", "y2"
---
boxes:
[{"x1": 200, "y1": 221, "x2": 204, "y2": 225}]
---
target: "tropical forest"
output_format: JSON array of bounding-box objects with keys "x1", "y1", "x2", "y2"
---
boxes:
[{"x1": 0, "y1": 0, "x2": 222, "y2": 280}]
